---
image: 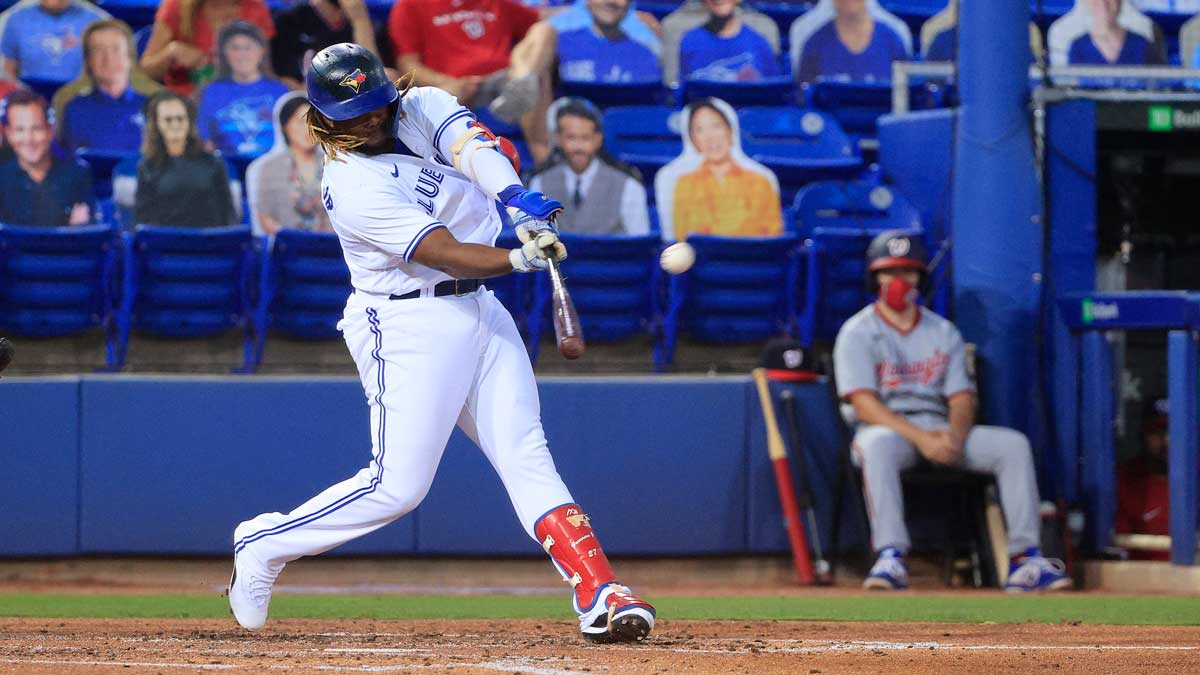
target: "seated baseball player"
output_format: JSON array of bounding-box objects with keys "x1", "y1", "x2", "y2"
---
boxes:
[{"x1": 832, "y1": 229, "x2": 1071, "y2": 593}]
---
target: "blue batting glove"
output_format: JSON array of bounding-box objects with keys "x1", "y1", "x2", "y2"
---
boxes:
[{"x1": 498, "y1": 185, "x2": 563, "y2": 221}]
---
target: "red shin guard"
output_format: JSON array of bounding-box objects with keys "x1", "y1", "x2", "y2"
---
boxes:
[{"x1": 535, "y1": 504, "x2": 617, "y2": 608}]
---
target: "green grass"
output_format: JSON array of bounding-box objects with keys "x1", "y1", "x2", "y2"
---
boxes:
[{"x1": 1, "y1": 594, "x2": 1198, "y2": 625}]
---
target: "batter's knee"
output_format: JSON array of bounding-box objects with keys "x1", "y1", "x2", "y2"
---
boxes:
[{"x1": 374, "y1": 474, "x2": 436, "y2": 517}]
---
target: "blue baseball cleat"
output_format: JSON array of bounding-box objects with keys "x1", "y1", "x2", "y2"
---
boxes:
[
  {"x1": 863, "y1": 548, "x2": 908, "y2": 590},
  {"x1": 1005, "y1": 550, "x2": 1072, "y2": 592}
]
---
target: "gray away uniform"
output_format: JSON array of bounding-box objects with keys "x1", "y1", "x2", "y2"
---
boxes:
[{"x1": 832, "y1": 305, "x2": 1040, "y2": 555}]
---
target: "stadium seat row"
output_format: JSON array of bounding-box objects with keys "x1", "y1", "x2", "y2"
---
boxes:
[{"x1": 0, "y1": 196, "x2": 927, "y2": 372}]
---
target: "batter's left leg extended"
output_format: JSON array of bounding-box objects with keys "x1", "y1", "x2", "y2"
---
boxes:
[{"x1": 455, "y1": 290, "x2": 655, "y2": 642}]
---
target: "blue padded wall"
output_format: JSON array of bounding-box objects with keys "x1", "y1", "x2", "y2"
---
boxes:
[
  {"x1": 419, "y1": 378, "x2": 752, "y2": 555},
  {"x1": 3, "y1": 375, "x2": 867, "y2": 557},
  {"x1": 746, "y1": 381, "x2": 868, "y2": 555},
  {"x1": 78, "y1": 376, "x2": 416, "y2": 555},
  {"x1": 0, "y1": 379, "x2": 80, "y2": 555}
]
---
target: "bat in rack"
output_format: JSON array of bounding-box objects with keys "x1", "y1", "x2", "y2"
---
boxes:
[
  {"x1": 779, "y1": 388, "x2": 834, "y2": 586},
  {"x1": 545, "y1": 255, "x2": 585, "y2": 360},
  {"x1": 752, "y1": 368, "x2": 815, "y2": 585}
]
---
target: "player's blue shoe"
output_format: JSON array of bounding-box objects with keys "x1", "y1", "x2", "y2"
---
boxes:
[
  {"x1": 863, "y1": 548, "x2": 908, "y2": 590},
  {"x1": 1005, "y1": 549, "x2": 1072, "y2": 592}
]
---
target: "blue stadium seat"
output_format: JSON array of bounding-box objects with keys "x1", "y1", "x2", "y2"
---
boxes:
[
  {"x1": 1031, "y1": 0, "x2": 1073, "y2": 28},
  {"x1": 77, "y1": 148, "x2": 138, "y2": 201},
  {"x1": 365, "y1": 0, "x2": 392, "y2": 21},
  {"x1": 739, "y1": 107, "x2": 863, "y2": 188},
  {"x1": 485, "y1": 230, "x2": 536, "y2": 352},
  {"x1": 798, "y1": 225, "x2": 924, "y2": 344},
  {"x1": 681, "y1": 76, "x2": 797, "y2": 106},
  {"x1": 115, "y1": 225, "x2": 258, "y2": 370},
  {"x1": 806, "y1": 78, "x2": 898, "y2": 139},
  {"x1": 752, "y1": 1, "x2": 810, "y2": 50},
  {"x1": 558, "y1": 79, "x2": 669, "y2": 107},
  {"x1": 657, "y1": 234, "x2": 800, "y2": 370},
  {"x1": 217, "y1": 156, "x2": 252, "y2": 226},
  {"x1": 94, "y1": 0, "x2": 158, "y2": 28},
  {"x1": 528, "y1": 234, "x2": 662, "y2": 361},
  {"x1": 637, "y1": 0, "x2": 683, "y2": 19},
  {"x1": 110, "y1": 156, "x2": 139, "y2": 230},
  {"x1": 252, "y1": 230, "x2": 350, "y2": 366},
  {"x1": 879, "y1": 0, "x2": 944, "y2": 18},
  {"x1": 0, "y1": 224, "x2": 120, "y2": 365},
  {"x1": 18, "y1": 76, "x2": 66, "y2": 101},
  {"x1": 880, "y1": 0, "x2": 944, "y2": 34},
  {"x1": 602, "y1": 105, "x2": 683, "y2": 186},
  {"x1": 791, "y1": 179, "x2": 922, "y2": 238},
  {"x1": 133, "y1": 24, "x2": 153, "y2": 58}
]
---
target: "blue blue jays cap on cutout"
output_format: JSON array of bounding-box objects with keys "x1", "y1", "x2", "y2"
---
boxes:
[{"x1": 306, "y1": 43, "x2": 398, "y2": 121}]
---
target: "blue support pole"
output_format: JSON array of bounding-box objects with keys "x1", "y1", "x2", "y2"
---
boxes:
[
  {"x1": 1167, "y1": 330, "x2": 1199, "y2": 565},
  {"x1": 1056, "y1": 332, "x2": 1081, "y2": 504},
  {"x1": 1044, "y1": 102, "x2": 1097, "y2": 504},
  {"x1": 1079, "y1": 331, "x2": 1115, "y2": 553},
  {"x1": 953, "y1": 0, "x2": 1041, "y2": 432}
]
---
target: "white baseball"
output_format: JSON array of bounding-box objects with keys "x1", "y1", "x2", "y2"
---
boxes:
[{"x1": 660, "y1": 242, "x2": 696, "y2": 275}]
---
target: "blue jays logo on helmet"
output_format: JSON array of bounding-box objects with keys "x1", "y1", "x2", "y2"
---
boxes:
[
  {"x1": 306, "y1": 43, "x2": 399, "y2": 121},
  {"x1": 340, "y1": 69, "x2": 368, "y2": 93}
]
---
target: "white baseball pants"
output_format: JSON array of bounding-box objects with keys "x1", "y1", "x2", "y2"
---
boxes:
[{"x1": 234, "y1": 287, "x2": 575, "y2": 569}]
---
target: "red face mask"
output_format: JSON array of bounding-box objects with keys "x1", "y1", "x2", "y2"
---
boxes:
[{"x1": 882, "y1": 276, "x2": 917, "y2": 312}]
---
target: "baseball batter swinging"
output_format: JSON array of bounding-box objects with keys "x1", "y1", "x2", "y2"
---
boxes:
[{"x1": 227, "y1": 44, "x2": 655, "y2": 643}]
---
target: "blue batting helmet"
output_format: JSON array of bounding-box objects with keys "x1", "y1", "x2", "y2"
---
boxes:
[{"x1": 305, "y1": 43, "x2": 398, "y2": 121}]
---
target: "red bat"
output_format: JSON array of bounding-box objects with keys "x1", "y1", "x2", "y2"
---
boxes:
[{"x1": 752, "y1": 367, "x2": 815, "y2": 585}]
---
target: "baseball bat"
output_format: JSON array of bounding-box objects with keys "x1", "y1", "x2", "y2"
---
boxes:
[
  {"x1": 984, "y1": 484, "x2": 1009, "y2": 586},
  {"x1": 546, "y1": 256, "x2": 585, "y2": 360},
  {"x1": 752, "y1": 368, "x2": 816, "y2": 585},
  {"x1": 779, "y1": 388, "x2": 834, "y2": 586}
]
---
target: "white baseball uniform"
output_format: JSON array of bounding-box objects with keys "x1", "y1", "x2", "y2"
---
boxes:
[
  {"x1": 233, "y1": 86, "x2": 576, "y2": 572},
  {"x1": 833, "y1": 304, "x2": 1041, "y2": 556}
]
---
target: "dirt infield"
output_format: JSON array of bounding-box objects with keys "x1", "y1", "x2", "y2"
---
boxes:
[{"x1": 0, "y1": 617, "x2": 1197, "y2": 674}]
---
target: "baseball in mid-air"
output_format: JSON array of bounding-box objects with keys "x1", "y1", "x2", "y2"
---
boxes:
[{"x1": 659, "y1": 242, "x2": 695, "y2": 275}]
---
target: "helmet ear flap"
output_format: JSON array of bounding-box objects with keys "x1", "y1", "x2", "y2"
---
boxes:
[{"x1": 864, "y1": 268, "x2": 879, "y2": 296}]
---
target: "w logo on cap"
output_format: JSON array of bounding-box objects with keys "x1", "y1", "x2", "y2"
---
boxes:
[
  {"x1": 887, "y1": 237, "x2": 911, "y2": 257},
  {"x1": 340, "y1": 69, "x2": 368, "y2": 93}
]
